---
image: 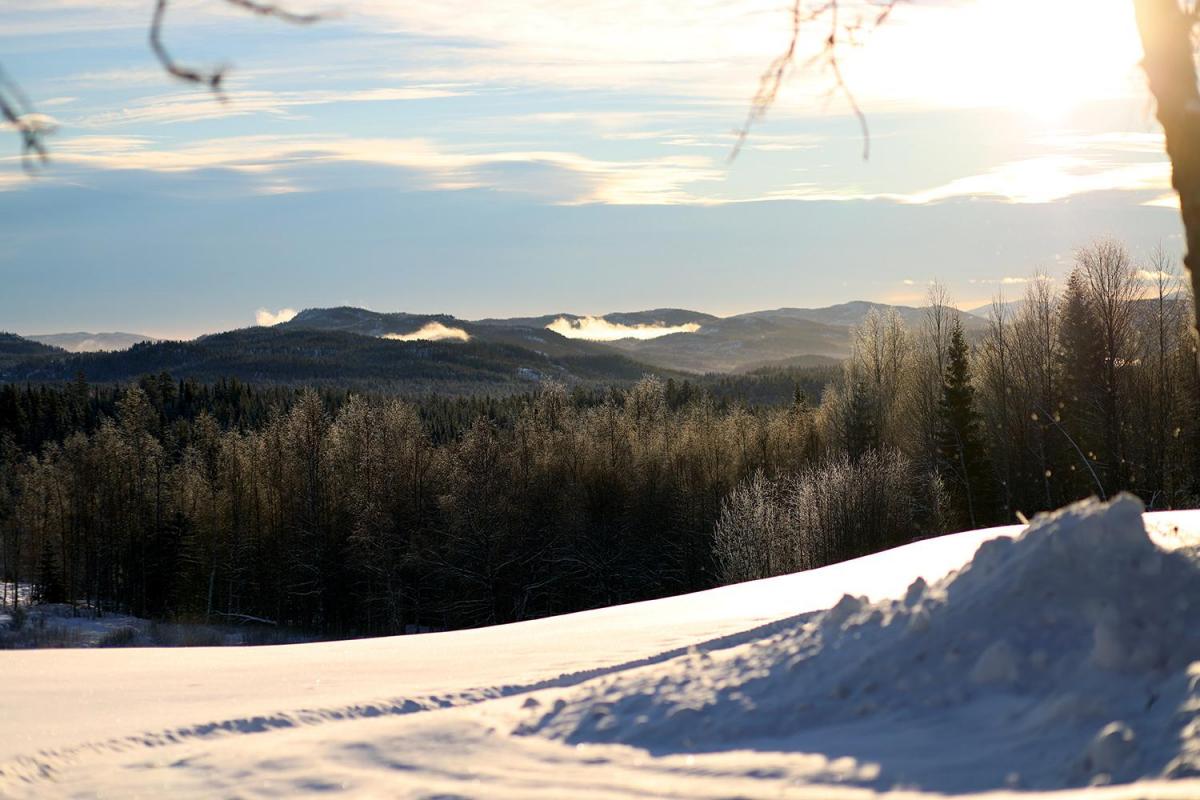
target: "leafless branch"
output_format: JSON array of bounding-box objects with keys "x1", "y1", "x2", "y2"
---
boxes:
[
  {"x1": 223, "y1": 0, "x2": 323, "y2": 24},
  {"x1": 0, "y1": 67, "x2": 55, "y2": 172},
  {"x1": 151, "y1": 0, "x2": 323, "y2": 99},
  {"x1": 731, "y1": 0, "x2": 903, "y2": 162},
  {"x1": 5, "y1": 0, "x2": 324, "y2": 162}
]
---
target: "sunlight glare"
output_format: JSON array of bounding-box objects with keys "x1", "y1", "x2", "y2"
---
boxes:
[{"x1": 850, "y1": 0, "x2": 1144, "y2": 120}]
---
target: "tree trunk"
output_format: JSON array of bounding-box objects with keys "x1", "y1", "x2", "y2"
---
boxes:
[{"x1": 1134, "y1": 0, "x2": 1200, "y2": 346}]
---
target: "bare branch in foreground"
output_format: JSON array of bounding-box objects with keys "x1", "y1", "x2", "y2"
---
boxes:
[
  {"x1": 731, "y1": 0, "x2": 903, "y2": 162},
  {"x1": 0, "y1": 67, "x2": 55, "y2": 171},
  {"x1": 150, "y1": 0, "x2": 323, "y2": 99}
]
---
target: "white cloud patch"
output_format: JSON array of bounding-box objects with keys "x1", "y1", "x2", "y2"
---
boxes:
[
  {"x1": 256, "y1": 307, "x2": 298, "y2": 326},
  {"x1": 974, "y1": 276, "x2": 1033, "y2": 285},
  {"x1": 383, "y1": 322, "x2": 471, "y2": 342},
  {"x1": 902, "y1": 156, "x2": 1171, "y2": 205},
  {"x1": 547, "y1": 316, "x2": 701, "y2": 341},
  {"x1": 769, "y1": 154, "x2": 1172, "y2": 207},
  {"x1": 15, "y1": 134, "x2": 722, "y2": 205}
]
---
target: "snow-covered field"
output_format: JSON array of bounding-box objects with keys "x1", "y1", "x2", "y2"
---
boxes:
[{"x1": 2, "y1": 495, "x2": 1199, "y2": 798}]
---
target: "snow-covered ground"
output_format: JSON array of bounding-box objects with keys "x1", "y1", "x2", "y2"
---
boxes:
[
  {"x1": 0, "y1": 602, "x2": 153, "y2": 649},
  {"x1": 2, "y1": 496, "x2": 1199, "y2": 798}
]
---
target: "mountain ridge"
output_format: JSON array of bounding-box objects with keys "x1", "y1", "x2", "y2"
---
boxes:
[{"x1": 9, "y1": 300, "x2": 990, "y2": 383}]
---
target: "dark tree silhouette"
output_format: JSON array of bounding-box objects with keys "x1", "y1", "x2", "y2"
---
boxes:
[{"x1": 1133, "y1": 1, "x2": 1200, "y2": 349}]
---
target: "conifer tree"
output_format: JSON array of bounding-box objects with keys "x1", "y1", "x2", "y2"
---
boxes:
[
  {"x1": 1057, "y1": 268, "x2": 1107, "y2": 496},
  {"x1": 937, "y1": 317, "x2": 990, "y2": 528}
]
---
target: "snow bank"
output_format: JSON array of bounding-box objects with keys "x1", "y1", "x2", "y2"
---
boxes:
[{"x1": 519, "y1": 495, "x2": 1200, "y2": 791}]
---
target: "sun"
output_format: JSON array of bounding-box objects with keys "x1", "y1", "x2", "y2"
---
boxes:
[{"x1": 844, "y1": 0, "x2": 1146, "y2": 122}]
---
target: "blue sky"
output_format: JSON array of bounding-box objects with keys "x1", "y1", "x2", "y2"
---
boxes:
[{"x1": 0, "y1": 0, "x2": 1185, "y2": 338}]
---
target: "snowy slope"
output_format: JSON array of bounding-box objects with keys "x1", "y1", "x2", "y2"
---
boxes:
[{"x1": 2, "y1": 499, "x2": 1199, "y2": 798}]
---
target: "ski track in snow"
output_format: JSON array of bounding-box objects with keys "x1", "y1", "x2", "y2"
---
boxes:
[{"x1": 2, "y1": 499, "x2": 1200, "y2": 798}]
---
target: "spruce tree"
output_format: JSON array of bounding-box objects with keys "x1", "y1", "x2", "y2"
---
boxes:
[
  {"x1": 1057, "y1": 268, "x2": 1106, "y2": 496},
  {"x1": 938, "y1": 317, "x2": 991, "y2": 528}
]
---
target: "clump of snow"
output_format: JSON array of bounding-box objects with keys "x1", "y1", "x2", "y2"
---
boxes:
[{"x1": 518, "y1": 494, "x2": 1200, "y2": 791}]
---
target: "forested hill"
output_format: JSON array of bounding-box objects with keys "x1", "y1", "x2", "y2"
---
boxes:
[
  {"x1": 0, "y1": 332, "x2": 63, "y2": 367},
  {"x1": 282, "y1": 307, "x2": 616, "y2": 359},
  {"x1": 0, "y1": 326, "x2": 677, "y2": 393}
]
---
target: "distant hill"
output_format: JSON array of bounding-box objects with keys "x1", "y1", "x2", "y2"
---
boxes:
[
  {"x1": 0, "y1": 326, "x2": 677, "y2": 392},
  {"x1": 0, "y1": 332, "x2": 63, "y2": 368},
  {"x1": 727, "y1": 353, "x2": 844, "y2": 374},
  {"x1": 964, "y1": 300, "x2": 1022, "y2": 319},
  {"x1": 285, "y1": 307, "x2": 852, "y2": 374},
  {"x1": 478, "y1": 308, "x2": 721, "y2": 329},
  {"x1": 607, "y1": 315, "x2": 854, "y2": 374},
  {"x1": 27, "y1": 332, "x2": 156, "y2": 353},
  {"x1": 3, "y1": 300, "x2": 1014, "y2": 386},
  {"x1": 737, "y1": 301, "x2": 989, "y2": 332},
  {"x1": 283, "y1": 307, "x2": 616, "y2": 359}
]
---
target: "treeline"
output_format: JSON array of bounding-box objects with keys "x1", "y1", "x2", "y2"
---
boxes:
[
  {"x1": 0, "y1": 374, "x2": 833, "y2": 635},
  {"x1": 0, "y1": 367, "x2": 833, "y2": 455},
  {"x1": 2, "y1": 238, "x2": 1197, "y2": 636},
  {"x1": 715, "y1": 239, "x2": 1200, "y2": 581}
]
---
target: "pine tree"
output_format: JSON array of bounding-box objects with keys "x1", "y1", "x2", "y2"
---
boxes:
[
  {"x1": 1057, "y1": 268, "x2": 1106, "y2": 496},
  {"x1": 35, "y1": 544, "x2": 66, "y2": 605},
  {"x1": 937, "y1": 317, "x2": 990, "y2": 528},
  {"x1": 835, "y1": 374, "x2": 879, "y2": 460}
]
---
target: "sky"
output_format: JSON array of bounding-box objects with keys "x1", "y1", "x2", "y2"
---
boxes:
[{"x1": 0, "y1": 0, "x2": 1186, "y2": 339}]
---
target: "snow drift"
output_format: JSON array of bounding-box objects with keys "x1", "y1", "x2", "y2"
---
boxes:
[
  {"x1": 519, "y1": 495, "x2": 1200, "y2": 791},
  {"x1": 4, "y1": 496, "x2": 1200, "y2": 798}
]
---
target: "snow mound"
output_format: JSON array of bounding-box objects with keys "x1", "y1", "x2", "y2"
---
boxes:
[{"x1": 517, "y1": 495, "x2": 1200, "y2": 791}]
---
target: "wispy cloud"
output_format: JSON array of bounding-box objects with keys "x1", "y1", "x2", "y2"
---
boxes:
[
  {"x1": 383, "y1": 322, "x2": 471, "y2": 342},
  {"x1": 971, "y1": 276, "x2": 1036, "y2": 285},
  {"x1": 80, "y1": 87, "x2": 465, "y2": 128},
  {"x1": 11, "y1": 133, "x2": 723, "y2": 205},
  {"x1": 767, "y1": 154, "x2": 1171, "y2": 206},
  {"x1": 256, "y1": 307, "x2": 297, "y2": 326},
  {"x1": 902, "y1": 156, "x2": 1170, "y2": 205},
  {"x1": 547, "y1": 316, "x2": 701, "y2": 341}
]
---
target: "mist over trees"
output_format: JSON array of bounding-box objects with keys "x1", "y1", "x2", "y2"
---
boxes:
[{"x1": 2, "y1": 238, "x2": 1198, "y2": 635}]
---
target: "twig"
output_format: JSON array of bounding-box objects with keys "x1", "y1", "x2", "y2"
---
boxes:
[
  {"x1": 731, "y1": 0, "x2": 903, "y2": 163},
  {"x1": 0, "y1": 67, "x2": 55, "y2": 171},
  {"x1": 150, "y1": 0, "x2": 323, "y2": 99},
  {"x1": 1034, "y1": 403, "x2": 1107, "y2": 501}
]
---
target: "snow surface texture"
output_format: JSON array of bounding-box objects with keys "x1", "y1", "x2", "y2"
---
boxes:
[
  {"x1": 519, "y1": 495, "x2": 1200, "y2": 792},
  {"x1": 1, "y1": 496, "x2": 1199, "y2": 798}
]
